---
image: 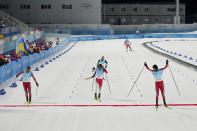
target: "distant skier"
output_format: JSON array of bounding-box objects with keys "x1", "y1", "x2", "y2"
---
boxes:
[
  {"x1": 97, "y1": 56, "x2": 108, "y2": 69},
  {"x1": 124, "y1": 39, "x2": 132, "y2": 51},
  {"x1": 144, "y1": 60, "x2": 170, "y2": 110},
  {"x1": 85, "y1": 64, "x2": 108, "y2": 102},
  {"x1": 16, "y1": 66, "x2": 39, "y2": 105}
]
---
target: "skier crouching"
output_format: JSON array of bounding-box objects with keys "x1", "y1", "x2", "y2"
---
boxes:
[
  {"x1": 144, "y1": 60, "x2": 170, "y2": 110},
  {"x1": 85, "y1": 64, "x2": 108, "y2": 102}
]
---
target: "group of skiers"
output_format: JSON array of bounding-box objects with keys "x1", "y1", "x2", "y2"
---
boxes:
[
  {"x1": 84, "y1": 55, "x2": 170, "y2": 110},
  {"x1": 85, "y1": 56, "x2": 108, "y2": 102},
  {"x1": 16, "y1": 39, "x2": 171, "y2": 110}
]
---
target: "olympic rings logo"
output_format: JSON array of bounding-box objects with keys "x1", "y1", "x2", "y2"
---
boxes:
[{"x1": 80, "y1": 3, "x2": 93, "y2": 9}]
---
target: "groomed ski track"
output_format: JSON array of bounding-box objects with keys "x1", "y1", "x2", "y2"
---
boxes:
[{"x1": 1, "y1": 38, "x2": 197, "y2": 131}]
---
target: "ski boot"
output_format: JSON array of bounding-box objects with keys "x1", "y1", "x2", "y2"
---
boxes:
[
  {"x1": 25, "y1": 101, "x2": 29, "y2": 105},
  {"x1": 97, "y1": 93, "x2": 101, "y2": 102},
  {"x1": 164, "y1": 102, "x2": 171, "y2": 110},
  {"x1": 25, "y1": 97, "x2": 29, "y2": 105},
  {"x1": 94, "y1": 93, "x2": 97, "y2": 100},
  {"x1": 28, "y1": 98, "x2": 32, "y2": 105},
  {"x1": 155, "y1": 102, "x2": 158, "y2": 111},
  {"x1": 155, "y1": 105, "x2": 158, "y2": 111}
]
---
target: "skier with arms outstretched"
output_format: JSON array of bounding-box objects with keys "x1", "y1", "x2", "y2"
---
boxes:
[
  {"x1": 16, "y1": 66, "x2": 39, "y2": 105},
  {"x1": 85, "y1": 64, "x2": 108, "y2": 102}
]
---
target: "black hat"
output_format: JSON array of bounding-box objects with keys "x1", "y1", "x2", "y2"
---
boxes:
[
  {"x1": 152, "y1": 65, "x2": 158, "y2": 70},
  {"x1": 98, "y1": 64, "x2": 103, "y2": 68},
  {"x1": 27, "y1": 66, "x2": 31, "y2": 69}
]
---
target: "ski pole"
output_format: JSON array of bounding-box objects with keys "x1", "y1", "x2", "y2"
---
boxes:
[
  {"x1": 169, "y1": 65, "x2": 181, "y2": 96},
  {"x1": 105, "y1": 75, "x2": 111, "y2": 94},
  {"x1": 36, "y1": 86, "x2": 38, "y2": 96},
  {"x1": 92, "y1": 77, "x2": 95, "y2": 91},
  {"x1": 127, "y1": 66, "x2": 144, "y2": 97}
]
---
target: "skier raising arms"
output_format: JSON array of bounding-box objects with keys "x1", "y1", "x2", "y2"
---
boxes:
[
  {"x1": 124, "y1": 39, "x2": 132, "y2": 52},
  {"x1": 85, "y1": 64, "x2": 108, "y2": 102},
  {"x1": 144, "y1": 60, "x2": 170, "y2": 110},
  {"x1": 16, "y1": 66, "x2": 39, "y2": 105}
]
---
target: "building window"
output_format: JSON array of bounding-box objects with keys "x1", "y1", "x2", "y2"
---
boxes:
[
  {"x1": 20, "y1": 4, "x2": 31, "y2": 10},
  {"x1": 41, "y1": 4, "x2": 51, "y2": 9},
  {"x1": 133, "y1": 8, "x2": 137, "y2": 12},
  {"x1": 62, "y1": 4, "x2": 72, "y2": 9},
  {"x1": 5, "y1": 4, "x2": 9, "y2": 9},
  {"x1": 167, "y1": 8, "x2": 175, "y2": 12},
  {"x1": 41, "y1": 4, "x2": 44, "y2": 9},
  {"x1": 145, "y1": 8, "x2": 149, "y2": 12},
  {"x1": 0, "y1": 4, "x2": 9, "y2": 9},
  {"x1": 180, "y1": 8, "x2": 183, "y2": 12},
  {"x1": 110, "y1": 8, "x2": 114, "y2": 12},
  {"x1": 121, "y1": 8, "x2": 126, "y2": 12},
  {"x1": 27, "y1": 4, "x2": 30, "y2": 9},
  {"x1": 48, "y1": 4, "x2": 51, "y2": 9}
]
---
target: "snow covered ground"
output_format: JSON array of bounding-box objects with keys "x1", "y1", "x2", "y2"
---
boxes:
[
  {"x1": 145, "y1": 38, "x2": 197, "y2": 66},
  {"x1": 1, "y1": 38, "x2": 197, "y2": 131}
]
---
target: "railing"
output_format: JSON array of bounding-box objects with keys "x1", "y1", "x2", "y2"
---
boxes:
[{"x1": 0, "y1": 11, "x2": 29, "y2": 33}]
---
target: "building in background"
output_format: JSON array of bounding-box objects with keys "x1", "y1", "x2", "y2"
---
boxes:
[
  {"x1": 102, "y1": 3, "x2": 185, "y2": 25},
  {"x1": 0, "y1": 0, "x2": 186, "y2": 25},
  {"x1": 0, "y1": 0, "x2": 101, "y2": 24},
  {"x1": 191, "y1": 14, "x2": 197, "y2": 23}
]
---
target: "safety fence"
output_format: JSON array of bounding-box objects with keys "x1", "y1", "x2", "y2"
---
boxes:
[
  {"x1": 31, "y1": 24, "x2": 197, "y2": 35},
  {"x1": 0, "y1": 37, "x2": 73, "y2": 87},
  {"x1": 71, "y1": 34, "x2": 197, "y2": 41}
]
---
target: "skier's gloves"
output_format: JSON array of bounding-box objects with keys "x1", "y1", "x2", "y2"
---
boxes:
[
  {"x1": 85, "y1": 78, "x2": 90, "y2": 80},
  {"x1": 92, "y1": 67, "x2": 96, "y2": 72},
  {"x1": 144, "y1": 62, "x2": 148, "y2": 67},
  {"x1": 166, "y1": 60, "x2": 169, "y2": 65},
  {"x1": 36, "y1": 82, "x2": 39, "y2": 87}
]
